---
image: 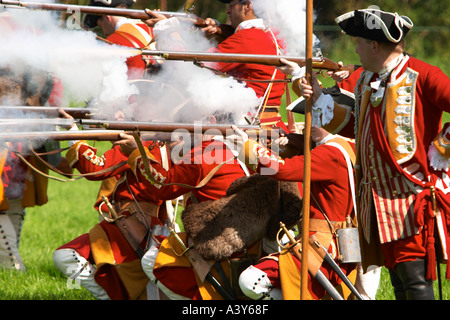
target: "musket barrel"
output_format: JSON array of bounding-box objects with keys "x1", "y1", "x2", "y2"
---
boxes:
[
  {"x1": 80, "y1": 120, "x2": 278, "y2": 137},
  {"x1": 0, "y1": 130, "x2": 174, "y2": 141},
  {"x1": 142, "y1": 50, "x2": 312, "y2": 67},
  {"x1": 0, "y1": 106, "x2": 97, "y2": 119},
  {"x1": 140, "y1": 50, "x2": 347, "y2": 71},
  {"x1": 1, "y1": 0, "x2": 201, "y2": 23},
  {"x1": 0, "y1": 118, "x2": 75, "y2": 128}
]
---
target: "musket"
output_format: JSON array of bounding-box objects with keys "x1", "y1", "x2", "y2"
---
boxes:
[
  {"x1": 311, "y1": 237, "x2": 365, "y2": 300},
  {"x1": 140, "y1": 49, "x2": 357, "y2": 73},
  {"x1": 0, "y1": 118, "x2": 76, "y2": 128},
  {"x1": 0, "y1": 130, "x2": 175, "y2": 141},
  {"x1": 0, "y1": 106, "x2": 98, "y2": 119},
  {"x1": 278, "y1": 222, "x2": 344, "y2": 300},
  {"x1": 79, "y1": 119, "x2": 279, "y2": 138},
  {"x1": 0, "y1": 0, "x2": 234, "y2": 38}
]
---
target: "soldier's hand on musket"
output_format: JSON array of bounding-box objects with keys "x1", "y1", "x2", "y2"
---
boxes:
[
  {"x1": 226, "y1": 125, "x2": 249, "y2": 153},
  {"x1": 57, "y1": 107, "x2": 78, "y2": 130},
  {"x1": 277, "y1": 58, "x2": 305, "y2": 79},
  {"x1": 201, "y1": 18, "x2": 219, "y2": 37},
  {"x1": 324, "y1": 61, "x2": 349, "y2": 83},
  {"x1": 298, "y1": 71, "x2": 322, "y2": 104},
  {"x1": 114, "y1": 133, "x2": 137, "y2": 155},
  {"x1": 142, "y1": 8, "x2": 167, "y2": 27},
  {"x1": 274, "y1": 135, "x2": 289, "y2": 146}
]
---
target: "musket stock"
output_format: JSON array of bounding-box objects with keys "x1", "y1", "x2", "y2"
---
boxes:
[{"x1": 140, "y1": 50, "x2": 355, "y2": 73}]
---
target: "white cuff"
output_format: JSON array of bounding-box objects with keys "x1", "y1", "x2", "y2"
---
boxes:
[
  {"x1": 428, "y1": 142, "x2": 450, "y2": 172},
  {"x1": 68, "y1": 125, "x2": 80, "y2": 147},
  {"x1": 316, "y1": 133, "x2": 336, "y2": 146},
  {"x1": 291, "y1": 65, "x2": 306, "y2": 81}
]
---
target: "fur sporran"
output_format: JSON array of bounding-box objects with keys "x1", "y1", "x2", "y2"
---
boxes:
[{"x1": 182, "y1": 174, "x2": 302, "y2": 261}]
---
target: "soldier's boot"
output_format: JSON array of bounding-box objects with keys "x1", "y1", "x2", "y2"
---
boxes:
[
  {"x1": 392, "y1": 260, "x2": 435, "y2": 300},
  {"x1": 53, "y1": 248, "x2": 110, "y2": 300},
  {"x1": 0, "y1": 213, "x2": 26, "y2": 271},
  {"x1": 389, "y1": 268, "x2": 407, "y2": 300}
]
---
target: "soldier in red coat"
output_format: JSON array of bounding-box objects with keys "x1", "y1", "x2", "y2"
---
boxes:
[
  {"x1": 53, "y1": 114, "x2": 174, "y2": 300},
  {"x1": 230, "y1": 118, "x2": 359, "y2": 299},
  {"x1": 83, "y1": 0, "x2": 157, "y2": 80},
  {"x1": 0, "y1": 11, "x2": 71, "y2": 271},
  {"x1": 205, "y1": 0, "x2": 287, "y2": 126},
  {"x1": 142, "y1": 0, "x2": 287, "y2": 127},
  {"x1": 116, "y1": 128, "x2": 251, "y2": 299},
  {"x1": 293, "y1": 9, "x2": 450, "y2": 300}
]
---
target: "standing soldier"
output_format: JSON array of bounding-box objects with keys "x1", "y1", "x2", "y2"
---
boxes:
[
  {"x1": 203, "y1": 0, "x2": 287, "y2": 126},
  {"x1": 296, "y1": 8, "x2": 450, "y2": 300}
]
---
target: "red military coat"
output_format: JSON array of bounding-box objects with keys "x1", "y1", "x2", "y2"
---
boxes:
[
  {"x1": 353, "y1": 55, "x2": 450, "y2": 278},
  {"x1": 66, "y1": 140, "x2": 166, "y2": 207},
  {"x1": 208, "y1": 24, "x2": 286, "y2": 107},
  {"x1": 59, "y1": 140, "x2": 170, "y2": 300},
  {"x1": 127, "y1": 138, "x2": 249, "y2": 299},
  {"x1": 240, "y1": 136, "x2": 357, "y2": 299},
  {"x1": 128, "y1": 138, "x2": 247, "y2": 204}
]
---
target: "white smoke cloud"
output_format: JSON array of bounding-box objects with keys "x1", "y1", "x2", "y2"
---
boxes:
[
  {"x1": 0, "y1": 5, "x2": 137, "y2": 111},
  {"x1": 130, "y1": 18, "x2": 261, "y2": 124},
  {"x1": 252, "y1": 0, "x2": 320, "y2": 56},
  {"x1": 0, "y1": 0, "x2": 319, "y2": 126}
]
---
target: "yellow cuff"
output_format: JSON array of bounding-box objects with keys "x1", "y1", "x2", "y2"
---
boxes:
[
  {"x1": 66, "y1": 140, "x2": 89, "y2": 167},
  {"x1": 127, "y1": 147, "x2": 159, "y2": 175},
  {"x1": 238, "y1": 139, "x2": 259, "y2": 172},
  {"x1": 292, "y1": 78, "x2": 302, "y2": 97}
]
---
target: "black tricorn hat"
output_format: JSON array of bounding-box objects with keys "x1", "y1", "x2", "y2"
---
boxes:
[
  {"x1": 335, "y1": 9, "x2": 413, "y2": 43},
  {"x1": 83, "y1": 0, "x2": 135, "y2": 29}
]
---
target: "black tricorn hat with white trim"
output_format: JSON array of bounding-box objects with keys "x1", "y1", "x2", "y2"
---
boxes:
[{"x1": 335, "y1": 9, "x2": 413, "y2": 43}]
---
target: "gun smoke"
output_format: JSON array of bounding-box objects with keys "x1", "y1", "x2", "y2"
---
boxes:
[{"x1": 0, "y1": 0, "x2": 317, "y2": 133}]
